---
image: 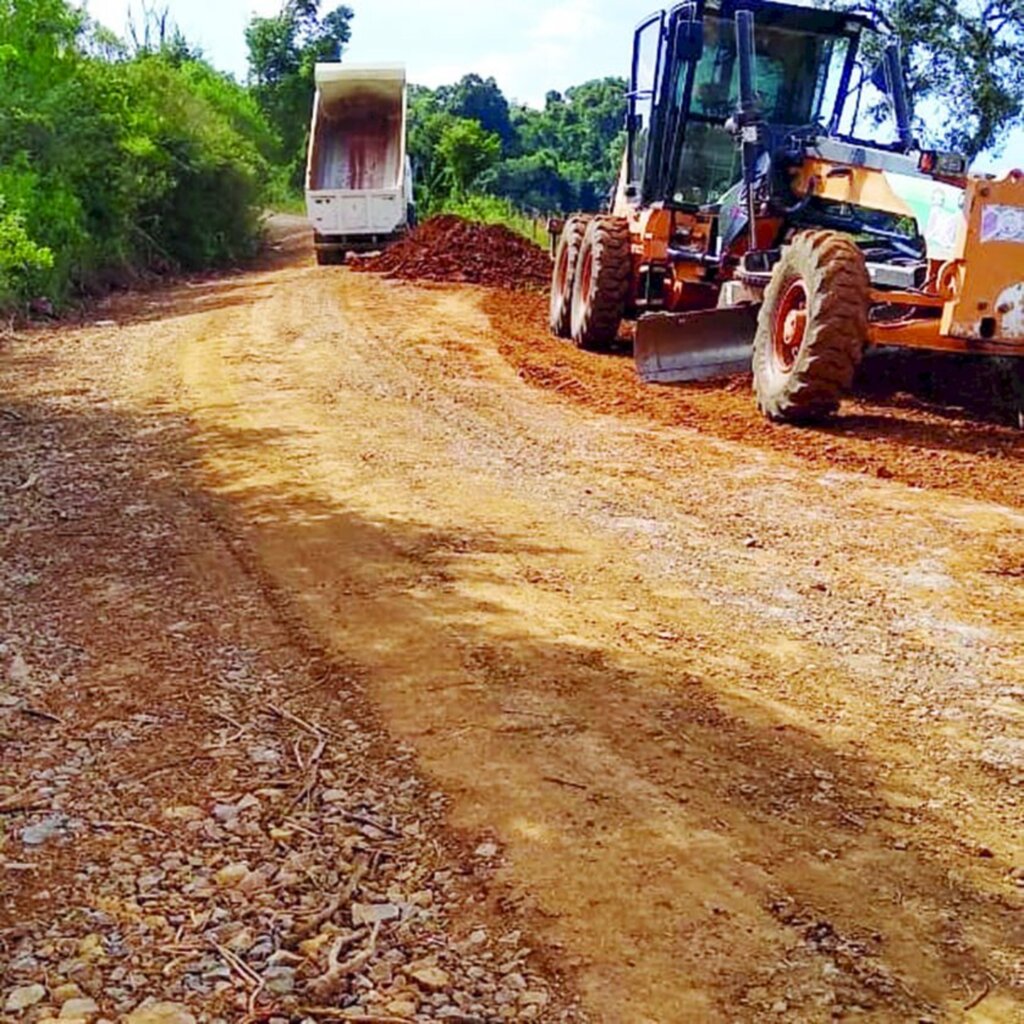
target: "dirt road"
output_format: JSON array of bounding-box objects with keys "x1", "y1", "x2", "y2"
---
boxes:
[{"x1": 2, "y1": 222, "x2": 1022, "y2": 1023}]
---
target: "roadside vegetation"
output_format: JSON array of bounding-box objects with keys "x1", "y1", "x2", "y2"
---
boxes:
[
  {"x1": 1, "y1": 0, "x2": 1023, "y2": 313},
  {"x1": 0, "y1": 0, "x2": 274, "y2": 313}
]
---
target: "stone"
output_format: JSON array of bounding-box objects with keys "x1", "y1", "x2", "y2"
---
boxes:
[
  {"x1": 351, "y1": 902, "x2": 401, "y2": 926},
  {"x1": 520, "y1": 990, "x2": 549, "y2": 1006},
  {"x1": 78, "y1": 935, "x2": 106, "y2": 961},
  {"x1": 124, "y1": 1002, "x2": 197, "y2": 1024},
  {"x1": 384, "y1": 998, "x2": 417, "y2": 1018},
  {"x1": 21, "y1": 815, "x2": 64, "y2": 846},
  {"x1": 214, "y1": 863, "x2": 249, "y2": 887},
  {"x1": 51, "y1": 985, "x2": 83, "y2": 1004},
  {"x1": 8, "y1": 652, "x2": 31, "y2": 684},
  {"x1": 262, "y1": 967, "x2": 294, "y2": 996},
  {"x1": 5, "y1": 984, "x2": 46, "y2": 1012},
  {"x1": 59, "y1": 997, "x2": 99, "y2": 1019},
  {"x1": 474, "y1": 841, "x2": 498, "y2": 859},
  {"x1": 410, "y1": 966, "x2": 450, "y2": 992},
  {"x1": 163, "y1": 806, "x2": 203, "y2": 822},
  {"x1": 297, "y1": 933, "x2": 333, "y2": 959}
]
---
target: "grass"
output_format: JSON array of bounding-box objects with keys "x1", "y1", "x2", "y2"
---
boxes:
[{"x1": 432, "y1": 194, "x2": 549, "y2": 248}]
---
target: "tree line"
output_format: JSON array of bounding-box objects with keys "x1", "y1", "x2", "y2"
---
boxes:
[{"x1": 2, "y1": 0, "x2": 1023, "y2": 314}]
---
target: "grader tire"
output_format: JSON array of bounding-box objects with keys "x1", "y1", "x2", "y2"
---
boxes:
[
  {"x1": 570, "y1": 215, "x2": 631, "y2": 351},
  {"x1": 753, "y1": 230, "x2": 869, "y2": 423},
  {"x1": 549, "y1": 214, "x2": 592, "y2": 338}
]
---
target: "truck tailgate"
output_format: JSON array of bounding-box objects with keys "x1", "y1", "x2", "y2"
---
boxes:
[{"x1": 307, "y1": 189, "x2": 405, "y2": 236}]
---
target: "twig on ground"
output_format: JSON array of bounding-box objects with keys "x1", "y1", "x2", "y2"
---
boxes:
[
  {"x1": 542, "y1": 774, "x2": 588, "y2": 791},
  {"x1": 342, "y1": 811, "x2": 401, "y2": 839},
  {"x1": 307, "y1": 921, "x2": 380, "y2": 1002},
  {"x1": 93, "y1": 819, "x2": 167, "y2": 837},
  {"x1": 18, "y1": 706, "x2": 61, "y2": 724},
  {"x1": 268, "y1": 702, "x2": 325, "y2": 739},
  {"x1": 282, "y1": 816, "x2": 321, "y2": 839},
  {"x1": 964, "y1": 979, "x2": 993, "y2": 1012},
  {"x1": 500, "y1": 707, "x2": 550, "y2": 718},
  {"x1": 213, "y1": 941, "x2": 263, "y2": 989},
  {"x1": 121, "y1": 755, "x2": 216, "y2": 784}
]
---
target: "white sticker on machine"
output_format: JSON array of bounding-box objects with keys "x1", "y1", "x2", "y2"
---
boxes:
[{"x1": 980, "y1": 204, "x2": 1024, "y2": 244}]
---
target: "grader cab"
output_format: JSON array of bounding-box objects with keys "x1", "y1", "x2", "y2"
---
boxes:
[{"x1": 548, "y1": 0, "x2": 1024, "y2": 422}]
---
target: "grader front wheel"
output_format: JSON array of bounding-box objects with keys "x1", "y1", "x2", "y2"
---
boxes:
[{"x1": 753, "y1": 231, "x2": 869, "y2": 423}]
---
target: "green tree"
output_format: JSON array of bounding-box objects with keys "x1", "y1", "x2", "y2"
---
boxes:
[
  {"x1": 511, "y1": 77, "x2": 627, "y2": 209},
  {"x1": 0, "y1": 0, "x2": 272, "y2": 310},
  {"x1": 864, "y1": 0, "x2": 1024, "y2": 159},
  {"x1": 436, "y1": 74, "x2": 516, "y2": 153},
  {"x1": 246, "y1": 0, "x2": 353, "y2": 184},
  {"x1": 436, "y1": 118, "x2": 502, "y2": 196},
  {"x1": 478, "y1": 150, "x2": 575, "y2": 213}
]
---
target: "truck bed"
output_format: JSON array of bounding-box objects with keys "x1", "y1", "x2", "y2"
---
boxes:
[{"x1": 306, "y1": 64, "x2": 411, "y2": 258}]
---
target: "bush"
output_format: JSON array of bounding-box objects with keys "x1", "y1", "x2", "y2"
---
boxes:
[
  {"x1": 0, "y1": 0, "x2": 274, "y2": 312},
  {"x1": 0, "y1": 202, "x2": 54, "y2": 308}
]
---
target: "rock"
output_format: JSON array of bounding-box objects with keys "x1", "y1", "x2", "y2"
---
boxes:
[
  {"x1": 321, "y1": 789, "x2": 346, "y2": 803},
  {"x1": 124, "y1": 1002, "x2": 197, "y2": 1024},
  {"x1": 519, "y1": 990, "x2": 549, "y2": 1006},
  {"x1": 410, "y1": 966, "x2": 450, "y2": 992},
  {"x1": 5, "y1": 984, "x2": 46, "y2": 1011},
  {"x1": 78, "y1": 935, "x2": 106, "y2": 961},
  {"x1": 59, "y1": 997, "x2": 99, "y2": 1019},
  {"x1": 163, "y1": 806, "x2": 203, "y2": 822},
  {"x1": 384, "y1": 998, "x2": 417, "y2": 1018},
  {"x1": 214, "y1": 862, "x2": 249, "y2": 887},
  {"x1": 351, "y1": 902, "x2": 400, "y2": 926},
  {"x1": 8, "y1": 652, "x2": 31, "y2": 684},
  {"x1": 51, "y1": 985, "x2": 83, "y2": 1004},
  {"x1": 22, "y1": 815, "x2": 64, "y2": 846},
  {"x1": 474, "y1": 841, "x2": 498, "y2": 859},
  {"x1": 297, "y1": 933, "x2": 333, "y2": 959},
  {"x1": 262, "y1": 967, "x2": 294, "y2": 996}
]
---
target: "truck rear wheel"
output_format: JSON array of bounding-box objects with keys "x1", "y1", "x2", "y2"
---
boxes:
[
  {"x1": 753, "y1": 231, "x2": 869, "y2": 423},
  {"x1": 549, "y1": 214, "x2": 592, "y2": 338},
  {"x1": 570, "y1": 216, "x2": 631, "y2": 351},
  {"x1": 315, "y1": 248, "x2": 345, "y2": 266}
]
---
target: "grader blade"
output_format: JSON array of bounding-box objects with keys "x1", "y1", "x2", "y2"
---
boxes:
[{"x1": 634, "y1": 306, "x2": 758, "y2": 383}]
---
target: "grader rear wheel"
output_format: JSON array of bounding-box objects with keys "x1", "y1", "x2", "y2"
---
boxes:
[
  {"x1": 570, "y1": 216, "x2": 631, "y2": 351},
  {"x1": 549, "y1": 214, "x2": 592, "y2": 338},
  {"x1": 753, "y1": 231, "x2": 869, "y2": 423}
]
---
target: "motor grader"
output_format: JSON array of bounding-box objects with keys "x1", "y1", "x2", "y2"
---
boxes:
[{"x1": 548, "y1": 0, "x2": 1024, "y2": 422}]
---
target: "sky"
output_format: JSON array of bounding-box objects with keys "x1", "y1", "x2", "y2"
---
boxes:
[{"x1": 79, "y1": 0, "x2": 1024, "y2": 169}]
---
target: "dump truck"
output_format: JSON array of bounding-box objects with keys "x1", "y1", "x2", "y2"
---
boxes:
[
  {"x1": 306, "y1": 63, "x2": 414, "y2": 265},
  {"x1": 549, "y1": 0, "x2": 1024, "y2": 423}
]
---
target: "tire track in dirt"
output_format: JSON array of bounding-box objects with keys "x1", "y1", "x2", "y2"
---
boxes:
[{"x1": 482, "y1": 290, "x2": 1024, "y2": 511}]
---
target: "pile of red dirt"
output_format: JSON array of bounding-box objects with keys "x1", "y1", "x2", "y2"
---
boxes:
[{"x1": 352, "y1": 215, "x2": 551, "y2": 290}]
